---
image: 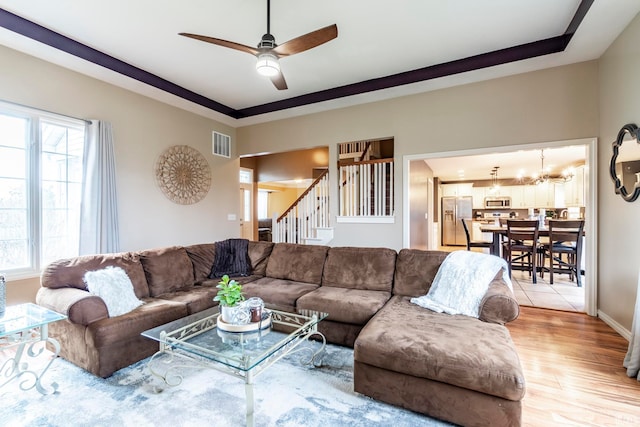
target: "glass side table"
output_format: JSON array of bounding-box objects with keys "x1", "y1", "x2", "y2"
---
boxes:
[{"x1": 0, "y1": 303, "x2": 67, "y2": 394}]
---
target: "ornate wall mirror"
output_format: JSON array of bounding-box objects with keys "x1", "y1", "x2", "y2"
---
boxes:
[{"x1": 610, "y1": 123, "x2": 640, "y2": 202}]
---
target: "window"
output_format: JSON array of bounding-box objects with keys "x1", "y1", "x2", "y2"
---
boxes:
[
  {"x1": 0, "y1": 103, "x2": 85, "y2": 277},
  {"x1": 257, "y1": 190, "x2": 269, "y2": 219}
]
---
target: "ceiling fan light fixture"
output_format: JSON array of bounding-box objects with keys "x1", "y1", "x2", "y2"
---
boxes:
[{"x1": 256, "y1": 53, "x2": 280, "y2": 76}]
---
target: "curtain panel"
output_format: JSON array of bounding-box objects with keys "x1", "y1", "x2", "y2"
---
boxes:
[
  {"x1": 79, "y1": 120, "x2": 120, "y2": 255},
  {"x1": 624, "y1": 267, "x2": 640, "y2": 380}
]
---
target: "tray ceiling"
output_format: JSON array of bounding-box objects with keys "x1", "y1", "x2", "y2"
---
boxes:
[{"x1": 0, "y1": 0, "x2": 639, "y2": 126}]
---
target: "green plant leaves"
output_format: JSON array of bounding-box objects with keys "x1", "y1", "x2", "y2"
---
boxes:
[{"x1": 213, "y1": 274, "x2": 244, "y2": 307}]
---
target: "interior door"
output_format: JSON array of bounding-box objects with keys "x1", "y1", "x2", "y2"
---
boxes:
[
  {"x1": 239, "y1": 168, "x2": 254, "y2": 240},
  {"x1": 239, "y1": 186, "x2": 253, "y2": 239}
]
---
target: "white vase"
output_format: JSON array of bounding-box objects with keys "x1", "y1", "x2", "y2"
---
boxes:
[{"x1": 221, "y1": 304, "x2": 250, "y2": 325}]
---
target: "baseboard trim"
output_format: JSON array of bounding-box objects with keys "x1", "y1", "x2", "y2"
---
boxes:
[{"x1": 598, "y1": 309, "x2": 631, "y2": 341}]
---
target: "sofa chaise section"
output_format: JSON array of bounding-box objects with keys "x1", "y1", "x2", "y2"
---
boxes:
[{"x1": 353, "y1": 249, "x2": 524, "y2": 427}]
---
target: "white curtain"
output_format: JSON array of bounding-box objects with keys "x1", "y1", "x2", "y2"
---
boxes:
[
  {"x1": 624, "y1": 267, "x2": 640, "y2": 380},
  {"x1": 79, "y1": 120, "x2": 120, "y2": 255}
]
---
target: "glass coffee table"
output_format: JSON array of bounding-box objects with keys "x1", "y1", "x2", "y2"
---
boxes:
[
  {"x1": 142, "y1": 307, "x2": 328, "y2": 427},
  {"x1": 0, "y1": 303, "x2": 67, "y2": 394}
]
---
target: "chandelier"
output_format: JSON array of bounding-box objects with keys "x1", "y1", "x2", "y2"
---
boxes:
[
  {"x1": 489, "y1": 166, "x2": 500, "y2": 193},
  {"x1": 532, "y1": 149, "x2": 575, "y2": 185}
]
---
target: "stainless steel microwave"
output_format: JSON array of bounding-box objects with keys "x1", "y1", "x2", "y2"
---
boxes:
[{"x1": 484, "y1": 197, "x2": 511, "y2": 209}]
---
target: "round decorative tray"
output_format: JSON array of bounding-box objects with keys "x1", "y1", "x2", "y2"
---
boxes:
[{"x1": 217, "y1": 311, "x2": 272, "y2": 333}]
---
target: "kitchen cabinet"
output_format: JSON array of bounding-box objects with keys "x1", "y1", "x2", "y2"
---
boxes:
[
  {"x1": 441, "y1": 183, "x2": 473, "y2": 197},
  {"x1": 501, "y1": 185, "x2": 535, "y2": 208},
  {"x1": 472, "y1": 187, "x2": 486, "y2": 209},
  {"x1": 534, "y1": 182, "x2": 556, "y2": 207},
  {"x1": 564, "y1": 165, "x2": 585, "y2": 206},
  {"x1": 509, "y1": 186, "x2": 525, "y2": 208}
]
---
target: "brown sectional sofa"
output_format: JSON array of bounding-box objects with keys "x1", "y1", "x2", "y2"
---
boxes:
[{"x1": 36, "y1": 241, "x2": 524, "y2": 427}]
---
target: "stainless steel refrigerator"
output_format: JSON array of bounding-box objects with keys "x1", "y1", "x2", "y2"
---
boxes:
[{"x1": 441, "y1": 196, "x2": 473, "y2": 246}]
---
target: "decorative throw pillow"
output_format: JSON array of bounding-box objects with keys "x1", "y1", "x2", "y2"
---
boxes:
[{"x1": 84, "y1": 266, "x2": 144, "y2": 317}]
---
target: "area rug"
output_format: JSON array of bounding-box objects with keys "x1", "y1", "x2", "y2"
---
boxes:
[{"x1": 1, "y1": 343, "x2": 453, "y2": 427}]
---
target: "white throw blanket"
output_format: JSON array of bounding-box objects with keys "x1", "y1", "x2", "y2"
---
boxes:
[{"x1": 411, "y1": 251, "x2": 512, "y2": 318}]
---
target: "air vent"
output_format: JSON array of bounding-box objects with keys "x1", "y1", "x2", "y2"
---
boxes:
[{"x1": 212, "y1": 131, "x2": 231, "y2": 158}]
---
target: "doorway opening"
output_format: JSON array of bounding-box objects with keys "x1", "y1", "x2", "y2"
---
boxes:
[
  {"x1": 403, "y1": 138, "x2": 597, "y2": 316},
  {"x1": 239, "y1": 168, "x2": 253, "y2": 240}
]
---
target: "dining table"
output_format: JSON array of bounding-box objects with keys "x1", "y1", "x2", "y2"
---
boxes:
[
  {"x1": 479, "y1": 223, "x2": 548, "y2": 257},
  {"x1": 479, "y1": 223, "x2": 585, "y2": 257}
]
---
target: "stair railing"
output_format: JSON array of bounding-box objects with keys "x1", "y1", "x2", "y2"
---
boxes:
[
  {"x1": 273, "y1": 170, "x2": 330, "y2": 243},
  {"x1": 339, "y1": 158, "x2": 393, "y2": 217}
]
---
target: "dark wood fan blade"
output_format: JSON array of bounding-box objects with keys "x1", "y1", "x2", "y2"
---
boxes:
[
  {"x1": 179, "y1": 33, "x2": 259, "y2": 56},
  {"x1": 270, "y1": 71, "x2": 288, "y2": 90},
  {"x1": 272, "y1": 24, "x2": 337, "y2": 57}
]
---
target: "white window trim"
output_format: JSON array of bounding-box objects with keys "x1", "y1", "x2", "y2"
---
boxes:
[{"x1": 0, "y1": 101, "x2": 86, "y2": 279}]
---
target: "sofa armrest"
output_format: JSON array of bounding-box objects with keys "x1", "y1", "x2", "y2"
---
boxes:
[
  {"x1": 36, "y1": 287, "x2": 109, "y2": 326},
  {"x1": 478, "y1": 278, "x2": 520, "y2": 325}
]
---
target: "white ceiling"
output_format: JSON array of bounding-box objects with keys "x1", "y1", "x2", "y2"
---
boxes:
[
  {"x1": 0, "y1": 1, "x2": 639, "y2": 127},
  {"x1": 424, "y1": 144, "x2": 587, "y2": 182}
]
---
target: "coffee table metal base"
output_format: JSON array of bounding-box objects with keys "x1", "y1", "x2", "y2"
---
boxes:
[
  {"x1": 146, "y1": 310, "x2": 327, "y2": 427},
  {"x1": 0, "y1": 304, "x2": 66, "y2": 395},
  {"x1": 0, "y1": 328, "x2": 61, "y2": 395}
]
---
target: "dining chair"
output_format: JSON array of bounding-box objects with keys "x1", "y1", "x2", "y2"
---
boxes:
[
  {"x1": 502, "y1": 220, "x2": 540, "y2": 283},
  {"x1": 540, "y1": 220, "x2": 585, "y2": 287},
  {"x1": 461, "y1": 218, "x2": 492, "y2": 252}
]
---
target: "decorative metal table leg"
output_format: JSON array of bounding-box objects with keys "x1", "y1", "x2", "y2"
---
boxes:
[
  {"x1": 245, "y1": 371, "x2": 255, "y2": 427},
  {"x1": 0, "y1": 335, "x2": 61, "y2": 395},
  {"x1": 31, "y1": 336, "x2": 61, "y2": 395}
]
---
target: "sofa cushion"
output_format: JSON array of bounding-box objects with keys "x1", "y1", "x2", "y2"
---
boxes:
[
  {"x1": 265, "y1": 243, "x2": 328, "y2": 285},
  {"x1": 248, "y1": 241, "x2": 274, "y2": 276},
  {"x1": 393, "y1": 249, "x2": 448, "y2": 297},
  {"x1": 322, "y1": 247, "x2": 396, "y2": 292},
  {"x1": 241, "y1": 277, "x2": 319, "y2": 313},
  {"x1": 41, "y1": 252, "x2": 150, "y2": 299},
  {"x1": 354, "y1": 295, "x2": 525, "y2": 401},
  {"x1": 199, "y1": 275, "x2": 261, "y2": 288},
  {"x1": 87, "y1": 298, "x2": 188, "y2": 349},
  {"x1": 184, "y1": 243, "x2": 216, "y2": 282},
  {"x1": 297, "y1": 287, "x2": 391, "y2": 325},
  {"x1": 154, "y1": 286, "x2": 219, "y2": 315},
  {"x1": 139, "y1": 246, "x2": 195, "y2": 297}
]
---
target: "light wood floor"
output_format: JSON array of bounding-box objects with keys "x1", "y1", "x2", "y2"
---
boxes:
[{"x1": 507, "y1": 307, "x2": 640, "y2": 426}]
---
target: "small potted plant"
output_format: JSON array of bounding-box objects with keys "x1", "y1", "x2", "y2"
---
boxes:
[{"x1": 214, "y1": 275, "x2": 247, "y2": 324}]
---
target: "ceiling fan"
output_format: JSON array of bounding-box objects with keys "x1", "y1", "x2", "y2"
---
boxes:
[{"x1": 179, "y1": 0, "x2": 338, "y2": 90}]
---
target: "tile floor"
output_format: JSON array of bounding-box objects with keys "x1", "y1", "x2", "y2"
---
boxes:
[
  {"x1": 509, "y1": 268, "x2": 584, "y2": 312},
  {"x1": 438, "y1": 246, "x2": 585, "y2": 312}
]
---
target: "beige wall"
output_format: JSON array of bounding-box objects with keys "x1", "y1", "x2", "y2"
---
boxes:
[
  {"x1": 0, "y1": 45, "x2": 239, "y2": 303},
  {"x1": 259, "y1": 185, "x2": 303, "y2": 218},
  {"x1": 254, "y1": 147, "x2": 329, "y2": 182},
  {"x1": 237, "y1": 61, "x2": 599, "y2": 250},
  {"x1": 598, "y1": 12, "x2": 640, "y2": 330}
]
